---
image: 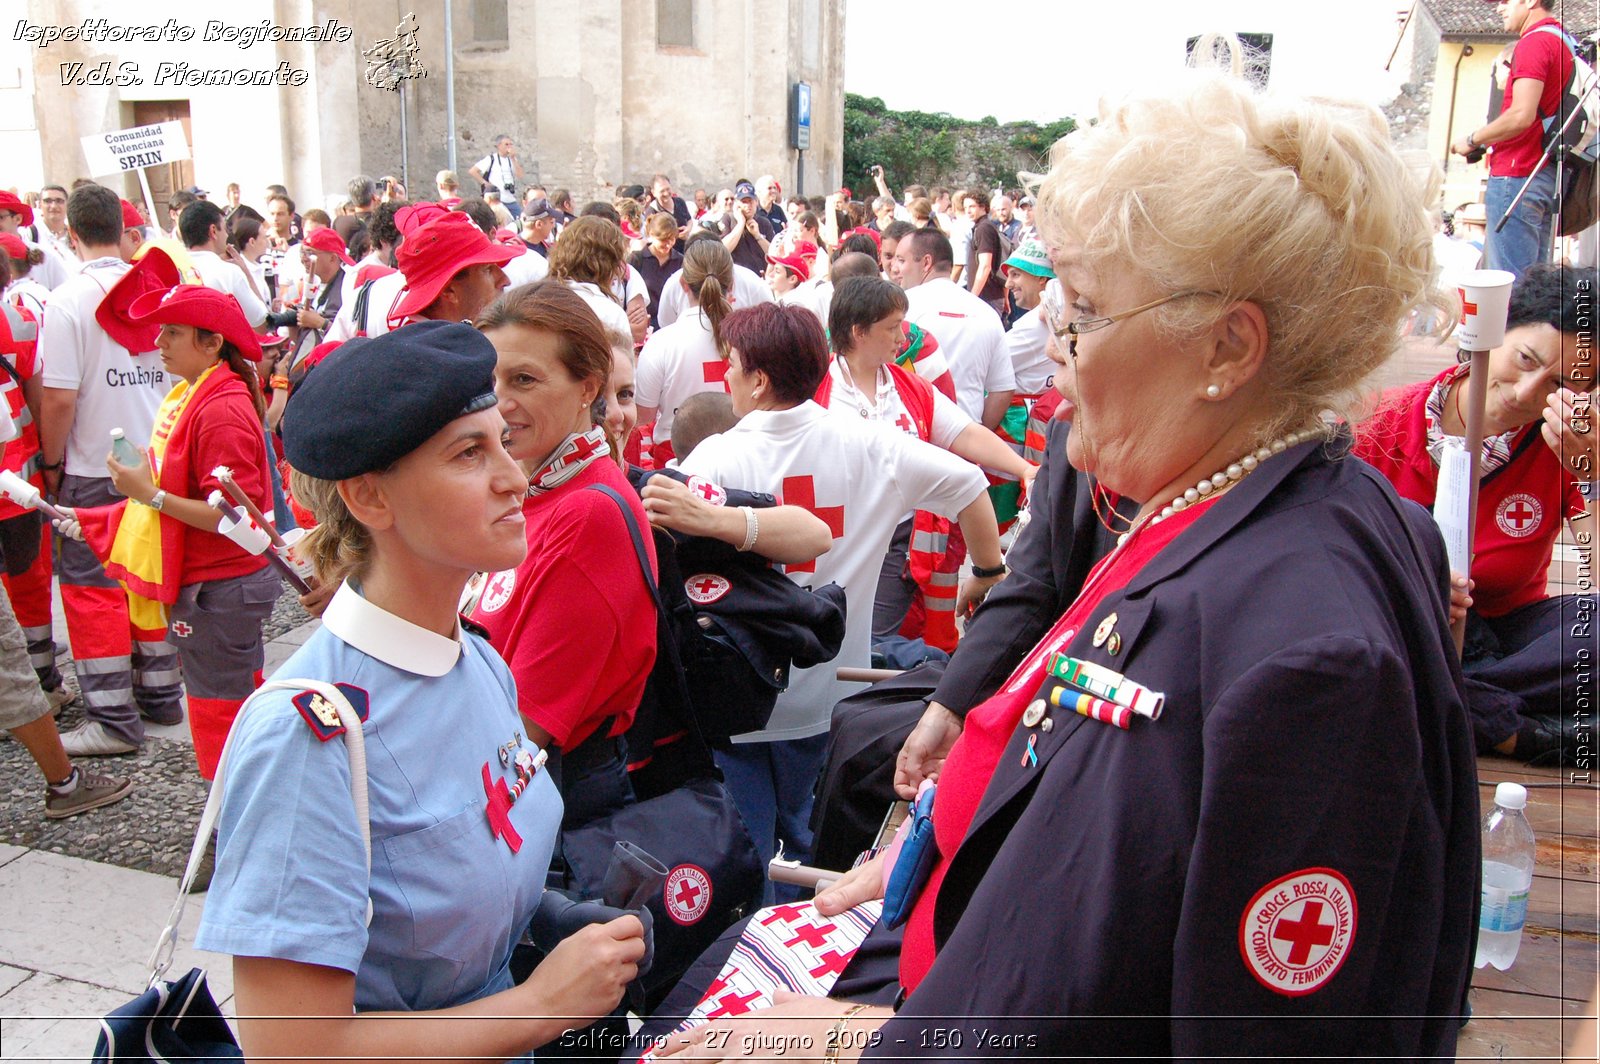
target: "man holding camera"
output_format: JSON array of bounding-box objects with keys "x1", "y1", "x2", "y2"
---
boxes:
[
  {"x1": 722, "y1": 180, "x2": 774, "y2": 275},
  {"x1": 469, "y1": 135, "x2": 526, "y2": 220}
]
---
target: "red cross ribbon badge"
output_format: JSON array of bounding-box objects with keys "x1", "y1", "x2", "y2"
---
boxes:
[{"x1": 1239, "y1": 867, "x2": 1357, "y2": 996}]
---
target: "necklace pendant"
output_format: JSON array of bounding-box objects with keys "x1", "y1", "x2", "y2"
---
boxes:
[{"x1": 860, "y1": 406, "x2": 870, "y2": 418}]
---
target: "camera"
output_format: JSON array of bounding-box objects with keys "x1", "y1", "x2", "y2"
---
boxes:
[{"x1": 264, "y1": 307, "x2": 301, "y2": 329}]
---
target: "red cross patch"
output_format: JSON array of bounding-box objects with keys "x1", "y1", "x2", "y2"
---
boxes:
[
  {"x1": 170, "y1": 621, "x2": 193, "y2": 638},
  {"x1": 478, "y1": 569, "x2": 517, "y2": 614},
  {"x1": 685, "y1": 573, "x2": 731, "y2": 604},
  {"x1": 686, "y1": 476, "x2": 727, "y2": 507},
  {"x1": 1495, "y1": 493, "x2": 1543, "y2": 538},
  {"x1": 664, "y1": 863, "x2": 713, "y2": 925},
  {"x1": 1239, "y1": 867, "x2": 1357, "y2": 996},
  {"x1": 780, "y1": 475, "x2": 845, "y2": 575}
]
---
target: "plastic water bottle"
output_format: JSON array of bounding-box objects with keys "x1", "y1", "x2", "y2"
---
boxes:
[
  {"x1": 1476, "y1": 781, "x2": 1536, "y2": 970},
  {"x1": 109, "y1": 428, "x2": 145, "y2": 470}
]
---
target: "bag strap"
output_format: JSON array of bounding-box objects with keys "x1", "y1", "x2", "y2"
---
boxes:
[
  {"x1": 145, "y1": 678, "x2": 371, "y2": 986},
  {"x1": 585, "y1": 484, "x2": 713, "y2": 752}
]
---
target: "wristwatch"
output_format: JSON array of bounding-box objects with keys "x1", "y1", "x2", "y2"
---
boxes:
[
  {"x1": 147, "y1": 490, "x2": 167, "y2": 512},
  {"x1": 1466, "y1": 132, "x2": 1479, "y2": 149},
  {"x1": 971, "y1": 561, "x2": 1008, "y2": 579}
]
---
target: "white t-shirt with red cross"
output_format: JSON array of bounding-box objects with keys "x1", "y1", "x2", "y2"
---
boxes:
[
  {"x1": 39, "y1": 257, "x2": 170, "y2": 477},
  {"x1": 635, "y1": 308, "x2": 730, "y2": 443},
  {"x1": 680, "y1": 400, "x2": 988, "y2": 741},
  {"x1": 904, "y1": 278, "x2": 1013, "y2": 422},
  {"x1": 656, "y1": 264, "x2": 774, "y2": 328},
  {"x1": 820, "y1": 357, "x2": 971, "y2": 450}
]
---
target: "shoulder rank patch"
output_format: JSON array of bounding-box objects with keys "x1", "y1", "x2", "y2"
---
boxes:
[{"x1": 292, "y1": 684, "x2": 371, "y2": 742}]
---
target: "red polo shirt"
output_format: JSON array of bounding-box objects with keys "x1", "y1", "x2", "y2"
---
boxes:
[
  {"x1": 1352, "y1": 368, "x2": 1582, "y2": 617},
  {"x1": 1490, "y1": 17, "x2": 1574, "y2": 178}
]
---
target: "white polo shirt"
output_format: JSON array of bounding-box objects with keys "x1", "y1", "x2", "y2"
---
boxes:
[
  {"x1": 39, "y1": 258, "x2": 170, "y2": 477},
  {"x1": 567, "y1": 281, "x2": 632, "y2": 345},
  {"x1": 189, "y1": 249, "x2": 268, "y2": 327},
  {"x1": 821, "y1": 357, "x2": 971, "y2": 450},
  {"x1": 681, "y1": 401, "x2": 987, "y2": 741},
  {"x1": 1005, "y1": 303, "x2": 1056, "y2": 397},
  {"x1": 656, "y1": 264, "x2": 773, "y2": 327},
  {"x1": 904, "y1": 278, "x2": 1013, "y2": 422},
  {"x1": 635, "y1": 308, "x2": 728, "y2": 443}
]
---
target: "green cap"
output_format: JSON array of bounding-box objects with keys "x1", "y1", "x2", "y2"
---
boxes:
[{"x1": 1002, "y1": 238, "x2": 1053, "y2": 279}]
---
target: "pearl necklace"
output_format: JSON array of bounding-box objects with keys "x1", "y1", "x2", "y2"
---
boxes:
[{"x1": 1118, "y1": 426, "x2": 1328, "y2": 546}]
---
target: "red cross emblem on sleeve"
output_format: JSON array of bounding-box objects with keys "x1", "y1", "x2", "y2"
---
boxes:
[
  {"x1": 170, "y1": 621, "x2": 193, "y2": 638},
  {"x1": 780, "y1": 475, "x2": 844, "y2": 575},
  {"x1": 1239, "y1": 868, "x2": 1356, "y2": 996},
  {"x1": 686, "y1": 476, "x2": 727, "y2": 506}
]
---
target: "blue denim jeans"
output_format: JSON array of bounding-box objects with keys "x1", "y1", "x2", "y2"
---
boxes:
[
  {"x1": 715, "y1": 732, "x2": 830, "y2": 903},
  {"x1": 1484, "y1": 167, "x2": 1558, "y2": 279}
]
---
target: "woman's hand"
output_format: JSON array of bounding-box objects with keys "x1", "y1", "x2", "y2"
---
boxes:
[
  {"x1": 297, "y1": 576, "x2": 337, "y2": 618},
  {"x1": 521, "y1": 914, "x2": 645, "y2": 1026},
  {"x1": 1449, "y1": 572, "x2": 1475, "y2": 626},
  {"x1": 813, "y1": 851, "x2": 888, "y2": 917},
  {"x1": 641, "y1": 474, "x2": 721, "y2": 537},
  {"x1": 956, "y1": 570, "x2": 1004, "y2": 617},
  {"x1": 50, "y1": 506, "x2": 82, "y2": 542},
  {"x1": 894, "y1": 700, "x2": 962, "y2": 799},
  {"x1": 659, "y1": 992, "x2": 883, "y2": 1061},
  {"x1": 106, "y1": 453, "x2": 156, "y2": 505},
  {"x1": 1542, "y1": 387, "x2": 1596, "y2": 481}
]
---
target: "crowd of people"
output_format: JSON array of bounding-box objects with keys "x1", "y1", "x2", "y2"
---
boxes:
[{"x1": 0, "y1": 53, "x2": 1595, "y2": 1060}]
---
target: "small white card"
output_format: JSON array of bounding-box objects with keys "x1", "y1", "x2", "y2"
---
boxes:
[{"x1": 1433, "y1": 439, "x2": 1472, "y2": 577}]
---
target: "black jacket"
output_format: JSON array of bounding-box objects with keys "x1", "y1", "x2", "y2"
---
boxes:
[{"x1": 866, "y1": 435, "x2": 1479, "y2": 1059}]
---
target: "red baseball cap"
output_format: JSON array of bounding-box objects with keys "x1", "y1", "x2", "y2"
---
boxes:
[
  {"x1": 391, "y1": 213, "x2": 521, "y2": 321},
  {"x1": 96, "y1": 247, "x2": 183, "y2": 354},
  {"x1": 844, "y1": 225, "x2": 882, "y2": 250},
  {"x1": 128, "y1": 284, "x2": 267, "y2": 362},
  {"x1": 120, "y1": 200, "x2": 144, "y2": 230},
  {"x1": 303, "y1": 226, "x2": 354, "y2": 266},
  {"x1": 395, "y1": 202, "x2": 451, "y2": 236},
  {"x1": 765, "y1": 252, "x2": 810, "y2": 283},
  {"x1": 792, "y1": 239, "x2": 819, "y2": 261},
  {"x1": 0, "y1": 233, "x2": 27, "y2": 260},
  {"x1": 0, "y1": 192, "x2": 33, "y2": 226}
]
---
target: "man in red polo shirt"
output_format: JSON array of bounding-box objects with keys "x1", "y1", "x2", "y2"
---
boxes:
[{"x1": 1450, "y1": 0, "x2": 1577, "y2": 278}]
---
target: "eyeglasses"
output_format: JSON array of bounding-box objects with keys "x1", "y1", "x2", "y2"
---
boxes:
[
  {"x1": 41, "y1": 198, "x2": 66, "y2": 206},
  {"x1": 1046, "y1": 290, "x2": 1215, "y2": 358}
]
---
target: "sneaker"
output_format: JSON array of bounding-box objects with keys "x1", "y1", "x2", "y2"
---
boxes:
[
  {"x1": 43, "y1": 684, "x2": 77, "y2": 713},
  {"x1": 139, "y1": 702, "x2": 185, "y2": 726},
  {"x1": 44, "y1": 769, "x2": 134, "y2": 819},
  {"x1": 59, "y1": 721, "x2": 140, "y2": 757}
]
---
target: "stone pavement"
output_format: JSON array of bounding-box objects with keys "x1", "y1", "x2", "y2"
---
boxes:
[{"x1": 0, "y1": 613, "x2": 320, "y2": 1062}]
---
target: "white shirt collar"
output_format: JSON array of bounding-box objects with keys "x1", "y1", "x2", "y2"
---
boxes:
[{"x1": 321, "y1": 581, "x2": 463, "y2": 677}]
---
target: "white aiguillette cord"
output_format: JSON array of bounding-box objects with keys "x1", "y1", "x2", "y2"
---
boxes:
[{"x1": 146, "y1": 679, "x2": 372, "y2": 988}]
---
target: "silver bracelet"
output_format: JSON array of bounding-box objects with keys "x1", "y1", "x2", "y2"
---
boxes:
[{"x1": 738, "y1": 505, "x2": 759, "y2": 552}]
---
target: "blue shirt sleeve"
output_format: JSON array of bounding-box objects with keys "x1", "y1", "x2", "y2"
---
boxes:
[{"x1": 195, "y1": 690, "x2": 371, "y2": 973}]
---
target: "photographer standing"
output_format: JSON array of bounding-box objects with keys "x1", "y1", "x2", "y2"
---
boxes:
[
  {"x1": 721, "y1": 180, "x2": 774, "y2": 275},
  {"x1": 469, "y1": 135, "x2": 527, "y2": 220}
]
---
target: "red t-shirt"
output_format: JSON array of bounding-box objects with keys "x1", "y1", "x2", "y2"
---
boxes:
[
  {"x1": 1352, "y1": 367, "x2": 1581, "y2": 617},
  {"x1": 1491, "y1": 18, "x2": 1575, "y2": 178},
  {"x1": 470, "y1": 458, "x2": 658, "y2": 750},
  {"x1": 899, "y1": 496, "x2": 1217, "y2": 992},
  {"x1": 180, "y1": 385, "x2": 272, "y2": 586}
]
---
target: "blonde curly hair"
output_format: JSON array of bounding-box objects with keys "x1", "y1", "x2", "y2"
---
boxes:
[{"x1": 1032, "y1": 72, "x2": 1438, "y2": 441}]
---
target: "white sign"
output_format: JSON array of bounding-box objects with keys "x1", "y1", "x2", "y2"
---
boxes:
[{"x1": 80, "y1": 122, "x2": 191, "y2": 177}]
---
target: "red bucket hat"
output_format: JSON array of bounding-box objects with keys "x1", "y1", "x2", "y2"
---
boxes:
[
  {"x1": 128, "y1": 284, "x2": 267, "y2": 361},
  {"x1": 0, "y1": 192, "x2": 33, "y2": 227},
  {"x1": 95, "y1": 247, "x2": 183, "y2": 354},
  {"x1": 395, "y1": 201, "x2": 451, "y2": 236},
  {"x1": 391, "y1": 213, "x2": 521, "y2": 321},
  {"x1": 303, "y1": 226, "x2": 354, "y2": 266}
]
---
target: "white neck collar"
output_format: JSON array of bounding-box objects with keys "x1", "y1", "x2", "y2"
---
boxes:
[{"x1": 321, "y1": 581, "x2": 463, "y2": 677}]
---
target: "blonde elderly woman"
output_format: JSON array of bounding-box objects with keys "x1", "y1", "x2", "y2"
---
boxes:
[{"x1": 656, "y1": 73, "x2": 1476, "y2": 1061}]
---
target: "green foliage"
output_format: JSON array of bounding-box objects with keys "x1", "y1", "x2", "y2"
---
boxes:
[{"x1": 842, "y1": 93, "x2": 1078, "y2": 194}]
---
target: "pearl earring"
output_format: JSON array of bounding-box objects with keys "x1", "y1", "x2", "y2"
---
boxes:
[{"x1": 1206, "y1": 384, "x2": 1222, "y2": 399}]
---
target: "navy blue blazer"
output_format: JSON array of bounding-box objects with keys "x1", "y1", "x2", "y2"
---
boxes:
[{"x1": 867, "y1": 434, "x2": 1479, "y2": 1059}]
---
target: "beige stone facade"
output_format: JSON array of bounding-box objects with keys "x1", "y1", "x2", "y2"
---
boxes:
[{"x1": 4, "y1": 0, "x2": 844, "y2": 213}]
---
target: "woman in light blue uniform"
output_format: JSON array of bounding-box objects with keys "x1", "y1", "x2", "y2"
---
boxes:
[{"x1": 195, "y1": 321, "x2": 645, "y2": 1061}]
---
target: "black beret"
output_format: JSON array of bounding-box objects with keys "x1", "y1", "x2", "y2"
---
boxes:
[{"x1": 282, "y1": 320, "x2": 499, "y2": 480}]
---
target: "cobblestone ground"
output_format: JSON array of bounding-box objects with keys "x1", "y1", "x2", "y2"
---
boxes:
[{"x1": 0, "y1": 588, "x2": 310, "y2": 875}]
